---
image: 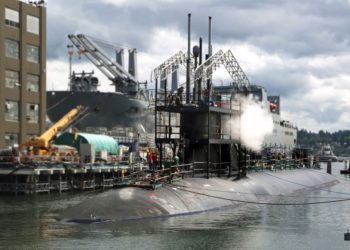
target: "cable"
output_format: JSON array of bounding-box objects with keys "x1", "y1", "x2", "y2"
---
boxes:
[
  {"x1": 308, "y1": 167, "x2": 350, "y2": 182},
  {"x1": 47, "y1": 94, "x2": 71, "y2": 111},
  {"x1": 85, "y1": 35, "x2": 134, "y2": 50},
  {"x1": 168, "y1": 184, "x2": 350, "y2": 206},
  {"x1": 261, "y1": 171, "x2": 350, "y2": 196},
  {"x1": 166, "y1": 183, "x2": 348, "y2": 200}
]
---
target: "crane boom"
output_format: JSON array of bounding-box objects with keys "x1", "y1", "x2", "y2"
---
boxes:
[
  {"x1": 68, "y1": 34, "x2": 138, "y2": 87},
  {"x1": 23, "y1": 105, "x2": 85, "y2": 150}
]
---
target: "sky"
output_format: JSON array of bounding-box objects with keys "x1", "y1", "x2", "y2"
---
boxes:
[{"x1": 44, "y1": 0, "x2": 350, "y2": 133}]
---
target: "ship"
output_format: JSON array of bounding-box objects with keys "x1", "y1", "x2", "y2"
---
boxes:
[
  {"x1": 46, "y1": 34, "x2": 154, "y2": 136},
  {"x1": 213, "y1": 84, "x2": 297, "y2": 156},
  {"x1": 319, "y1": 144, "x2": 338, "y2": 162}
]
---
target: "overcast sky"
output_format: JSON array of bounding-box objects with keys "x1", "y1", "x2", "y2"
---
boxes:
[{"x1": 45, "y1": 0, "x2": 350, "y2": 133}]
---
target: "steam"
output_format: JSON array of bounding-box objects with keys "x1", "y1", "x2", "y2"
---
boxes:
[{"x1": 230, "y1": 98, "x2": 274, "y2": 152}]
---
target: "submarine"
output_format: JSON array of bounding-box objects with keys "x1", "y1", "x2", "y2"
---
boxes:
[
  {"x1": 60, "y1": 170, "x2": 338, "y2": 223},
  {"x1": 59, "y1": 15, "x2": 339, "y2": 223}
]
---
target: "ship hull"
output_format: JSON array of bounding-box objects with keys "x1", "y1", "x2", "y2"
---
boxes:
[
  {"x1": 47, "y1": 91, "x2": 153, "y2": 131},
  {"x1": 59, "y1": 169, "x2": 338, "y2": 223}
]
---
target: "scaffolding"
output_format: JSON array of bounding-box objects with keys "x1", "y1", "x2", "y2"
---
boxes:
[{"x1": 151, "y1": 39, "x2": 256, "y2": 178}]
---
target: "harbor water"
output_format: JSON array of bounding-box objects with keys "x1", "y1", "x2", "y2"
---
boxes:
[{"x1": 1, "y1": 162, "x2": 350, "y2": 250}]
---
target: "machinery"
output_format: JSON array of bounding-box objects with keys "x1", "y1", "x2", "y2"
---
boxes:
[
  {"x1": 21, "y1": 105, "x2": 87, "y2": 155},
  {"x1": 67, "y1": 34, "x2": 147, "y2": 99}
]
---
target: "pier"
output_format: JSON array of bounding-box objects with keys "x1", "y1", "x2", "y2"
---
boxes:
[
  {"x1": 0, "y1": 155, "x2": 317, "y2": 194},
  {"x1": 0, "y1": 161, "x2": 130, "y2": 194}
]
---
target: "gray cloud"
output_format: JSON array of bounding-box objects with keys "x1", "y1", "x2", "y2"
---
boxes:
[
  {"x1": 46, "y1": 0, "x2": 350, "y2": 132},
  {"x1": 47, "y1": 0, "x2": 350, "y2": 58}
]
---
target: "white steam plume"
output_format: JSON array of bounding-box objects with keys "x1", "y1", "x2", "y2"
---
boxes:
[{"x1": 230, "y1": 97, "x2": 274, "y2": 152}]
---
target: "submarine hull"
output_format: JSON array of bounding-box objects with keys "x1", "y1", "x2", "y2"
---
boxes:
[{"x1": 60, "y1": 169, "x2": 338, "y2": 223}]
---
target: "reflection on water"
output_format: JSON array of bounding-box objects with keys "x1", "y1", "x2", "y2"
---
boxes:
[{"x1": 1, "y1": 163, "x2": 350, "y2": 249}]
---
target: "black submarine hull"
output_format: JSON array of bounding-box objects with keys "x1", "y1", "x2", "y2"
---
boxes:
[{"x1": 60, "y1": 169, "x2": 338, "y2": 223}]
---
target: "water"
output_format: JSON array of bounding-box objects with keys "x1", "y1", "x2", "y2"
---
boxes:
[{"x1": 1, "y1": 163, "x2": 350, "y2": 250}]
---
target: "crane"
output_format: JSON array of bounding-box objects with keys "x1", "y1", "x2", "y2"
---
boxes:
[
  {"x1": 68, "y1": 34, "x2": 143, "y2": 97},
  {"x1": 22, "y1": 105, "x2": 87, "y2": 154}
]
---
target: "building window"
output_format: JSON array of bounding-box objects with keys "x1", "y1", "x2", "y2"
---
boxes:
[
  {"x1": 27, "y1": 15, "x2": 39, "y2": 35},
  {"x1": 5, "y1": 39, "x2": 19, "y2": 59},
  {"x1": 26, "y1": 103, "x2": 39, "y2": 123},
  {"x1": 5, "y1": 70, "x2": 20, "y2": 88},
  {"x1": 4, "y1": 133, "x2": 18, "y2": 148},
  {"x1": 27, "y1": 45, "x2": 39, "y2": 63},
  {"x1": 5, "y1": 8, "x2": 19, "y2": 28},
  {"x1": 5, "y1": 101, "x2": 19, "y2": 122},
  {"x1": 27, "y1": 74, "x2": 39, "y2": 92}
]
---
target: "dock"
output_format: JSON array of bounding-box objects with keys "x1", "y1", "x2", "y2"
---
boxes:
[
  {"x1": 0, "y1": 162, "x2": 136, "y2": 194},
  {"x1": 0, "y1": 156, "x2": 318, "y2": 195}
]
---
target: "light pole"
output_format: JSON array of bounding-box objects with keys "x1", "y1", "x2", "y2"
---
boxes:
[{"x1": 67, "y1": 45, "x2": 74, "y2": 80}]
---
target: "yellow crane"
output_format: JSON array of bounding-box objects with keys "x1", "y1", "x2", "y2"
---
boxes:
[{"x1": 22, "y1": 105, "x2": 85, "y2": 154}]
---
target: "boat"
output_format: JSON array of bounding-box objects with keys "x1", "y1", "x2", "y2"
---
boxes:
[
  {"x1": 319, "y1": 144, "x2": 338, "y2": 162},
  {"x1": 213, "y1": 84, "x2": 297, "y2": 155},
  {"x1": 46, "y1": 34, "x2": 154, "y2": 136},
  {"x1": 47, "y1": 71, "x2": 153, "y2": 131}
]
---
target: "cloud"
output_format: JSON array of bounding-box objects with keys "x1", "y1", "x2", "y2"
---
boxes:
[{"x1": 45, "y1": 0, "x2": 350, "y2": 132}]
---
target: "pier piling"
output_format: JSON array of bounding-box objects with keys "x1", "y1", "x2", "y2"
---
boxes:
[{"x1": 327, "y1": 160, "x2": 332, "y2": 174}]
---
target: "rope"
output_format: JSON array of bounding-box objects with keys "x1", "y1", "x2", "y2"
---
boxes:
[
  {"x1": 167, "y1": 184, "x2": 350, "y2": 206},
  {"x1": 261, "y1": 171, "x2": 350, "y2": 196},
  {"x1": 47, "y1": 94, "x2": 71, "y2": 111},
  {"x1": 166, "y1": 183, "x2": 347, "y2": 200}
]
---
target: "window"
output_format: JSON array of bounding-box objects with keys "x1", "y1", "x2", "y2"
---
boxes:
[
  {"x1": 26, "y1": 103, "x2": 39, "y2": 123},
  {"x1": 5, "y1": 70, "x2": 20, "y2": 88},
  {"x1": 5, "y1": 101, "x2": 19, "y2": 122},
  {"x1": 4, "y1": 133, "x2": 18, "y2": 148},
  {"x1": 27, "y1": 15, "x2": 39, "y2": 34},
  {"x1": 5, "y1": 8, "x2": 19, "y2": 28},
  {"x1": 5, "y1": 39, "x2": 19, "y2": 59},
  {"x1": 27, "y1": 44, "x2": 39, "y2": 63},
  {"x1": 27, "y1": 74, "x2": 39, "y2": 92}
]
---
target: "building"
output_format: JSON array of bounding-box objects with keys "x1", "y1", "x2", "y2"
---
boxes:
[{"x1": 0, "y1": 0, "x2": 46, "y2": 148}]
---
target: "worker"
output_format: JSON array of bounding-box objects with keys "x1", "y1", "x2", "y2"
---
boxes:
[
  {"x1": 11, "y1": 147, "x2": 20, "y2": 165},
  {"x1": 164, "y1": 157, "x2": 172, "y2": 169},
  {"x1": 174, "y1": 154, "x2": 180, "y2": 166},
  {"x1": 50, "y1": 152, "x2": 57, "y2": 162},
  {"x1": 147, "y1": 151, "x2": 153, "y2": 170},
  {"x1": 152, "y1": 152, "x2": 158, "y2": 170},
  {"x1": 176, "y1": 86, "x2": 184, "y2": 105}
]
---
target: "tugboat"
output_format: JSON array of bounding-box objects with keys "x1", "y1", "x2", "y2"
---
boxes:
[{"x1": 319, "y1": 144, "x2": 338, "y2": 162}]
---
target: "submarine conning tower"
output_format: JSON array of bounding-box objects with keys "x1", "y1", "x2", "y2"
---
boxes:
[{"x1": 152, "y1": 14, "x2": 252, "y2": 179}]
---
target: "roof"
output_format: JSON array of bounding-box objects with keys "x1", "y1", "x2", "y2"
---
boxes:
[{"x1": 54, "y1": 132, "x2": 118, "y2": 154}]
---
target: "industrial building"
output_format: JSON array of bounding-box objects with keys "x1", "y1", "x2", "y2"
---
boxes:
[{"x1": 0, "y1": 0, "x2": 46, "y2": 148}]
